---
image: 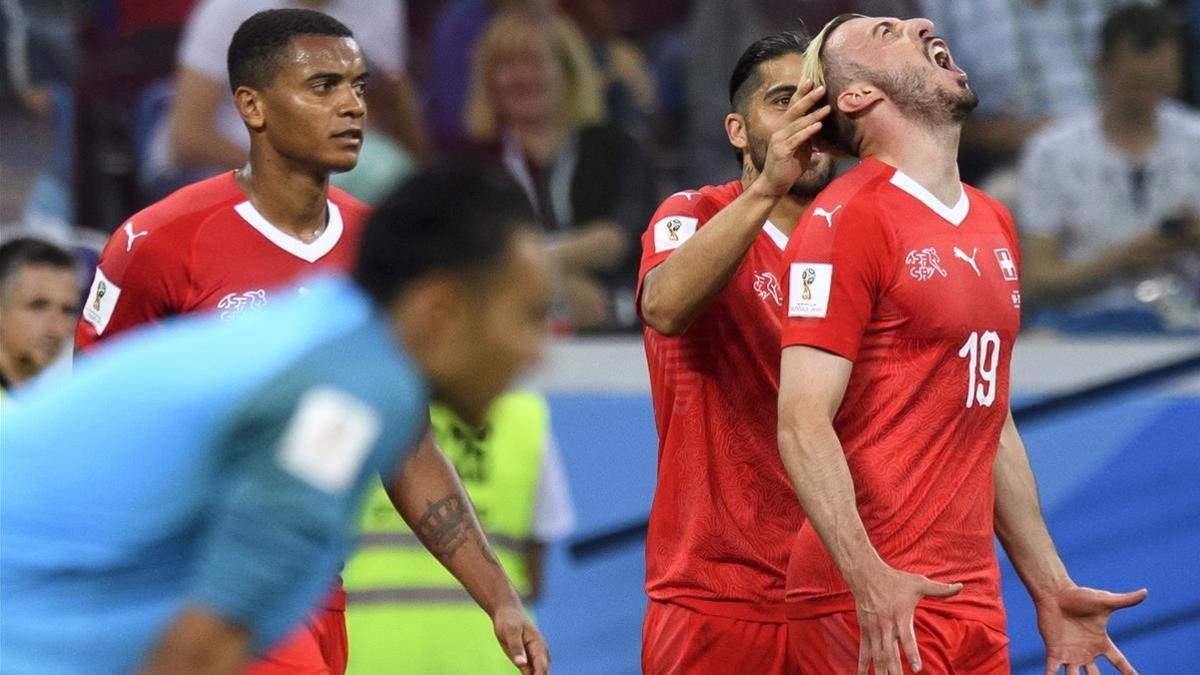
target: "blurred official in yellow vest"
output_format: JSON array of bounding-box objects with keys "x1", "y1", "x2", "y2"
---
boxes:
[{"x1": 344, "y1": 390, "x2": 576, "y2": 673}]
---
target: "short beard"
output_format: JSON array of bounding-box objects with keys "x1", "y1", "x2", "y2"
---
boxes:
[
  {"x1": 872, "y1": 64, "x2": 979, "y2": 125},
  {"x1": 747, "y1": 130, "x2": 837, "y2": 201}
]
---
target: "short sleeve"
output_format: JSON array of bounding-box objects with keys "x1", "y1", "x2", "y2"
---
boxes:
[
  {"x1": 177, "y1": 0, "x2": 243, "y2": 81},
  {"x1": 780, "y1": 200, "x2": 893, "y2": 362},
  {"x1": 190, "y1": 384, "x2": 385, "y2": 649},
  {"x1": 635, "y1": 190, "x2": 721, "y2": 312},
  {"x1": 1017, "y1": 130, "x2": 1069, "y2": 240},
  {"x1": 75, "y1": 221, "x2": 191, "y2": 350},
  {"x1": 531, "y1": 434, "x2": 576, "y2": 542}
]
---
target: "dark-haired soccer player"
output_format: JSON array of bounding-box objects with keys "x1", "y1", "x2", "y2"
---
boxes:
[
  {"x1": 74, "y1": 9, "x2": 368, "y2": 673},
  {"x1": 2, "y1": 167, "x2": 551, "y2": 675},
  {"x1": 778, "y1": 15, "x2": 1146, "y2": 675},
  {"x1": 77, "y1": 8, "x2": 368, "y2": 350},
  {"x1": 636, "y1": 32, "x2": 831, "y2": 674}
]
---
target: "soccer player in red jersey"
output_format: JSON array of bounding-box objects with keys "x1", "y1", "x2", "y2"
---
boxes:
[
  {"x1": 777, "y1": 14, "x2": 1147, "y2": 675},
  {"x1": 77, "y1": 9, "x2": 369, "y2": 350},
  {"x1": 637, "y1": 32, "x2": 832, "y2": 674},
  {"x1": 76, "y1": 9, "x2": 372, "y2": 675}
]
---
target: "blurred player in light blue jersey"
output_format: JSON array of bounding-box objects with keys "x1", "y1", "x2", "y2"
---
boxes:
[{"x1": 0, "y1": 167, "x2": 553, "y2": 675}]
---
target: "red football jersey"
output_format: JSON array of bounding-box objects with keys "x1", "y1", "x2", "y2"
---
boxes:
[
  {"x1": 779, "y1": 158, "x2": 1022, "y2": 631},
  {"x1": 76, "y1": 172, "x2": 368, "y2": 350},
  {"x1": 639, "y1": 182, "x2": 805, "y2": 621}
]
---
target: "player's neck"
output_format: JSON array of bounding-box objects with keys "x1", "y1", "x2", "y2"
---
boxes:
[
  {"x1": 862, "y1": 120, "x2": 963, "y2": 207},
  {"x1": 739, "y1": 163, "x2": 807, "y2": 236},
  {"x1": 236, "y1": 159, "x2": 330, "y2": 243},
  {"x1": 769, "y1": 198, "x2": 807, "y2": 236}
]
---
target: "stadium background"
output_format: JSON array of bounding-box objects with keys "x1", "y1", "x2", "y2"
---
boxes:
[{"x1": 1, "y1": 0, "x2": 1198, "y2": 672}]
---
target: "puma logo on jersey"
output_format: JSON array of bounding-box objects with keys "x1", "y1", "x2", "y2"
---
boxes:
[
  {"x1": 905, "y1": 248, "x2": 948, "y2": 281},
  {"x1": 753, "y1": 271, "x2": 782, "y2": 306},
  {"x1": 123, "y1": 222, "x2": 148, "y2": 252},
  {"x1": 813, "y1": 205, "x2": 842, "y2": 228},
  {"x1": 953, "y1": 246, "x2": 980, "y2": 277}
]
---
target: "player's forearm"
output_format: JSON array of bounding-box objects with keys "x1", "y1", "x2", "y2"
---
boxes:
[
  {"x1": 388, "y1": 434, "x2": 524, "y2": 616},
  {"x1": 777, "y1": 412, "x2": 885, "y2": 591},
  {"x1": 993, "y1": 410, "x2": 1071, "y2": 600},
  {"x1": 141, "y1": 608, "x2": 249, "y2": 675},
  {"x1": 641, "y1": 180, "x2": 784, "y2": 335}
]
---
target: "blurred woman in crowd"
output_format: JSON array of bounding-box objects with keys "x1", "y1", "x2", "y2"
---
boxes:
[{"x1": 461, "y1": 7, "x2": 657, "y2": 330}]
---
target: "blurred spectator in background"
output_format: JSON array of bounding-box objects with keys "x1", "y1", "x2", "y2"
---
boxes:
[
  {"x1": 560, "y1": 0, "x2": 659, "y2": 135},
  {"x1": 149, "y1": 0, "x2": 431, "y2": 200},
  {"x1": 462, "y1": 7, "x2": 656, "y2": 330},
  {"x1": 1019, "y1": 4, "x2": 1200, "y2": 332},
  {"x1": 425, "y1": 0, "x2": 548, "y2": 149},
  {"x1": 345, "y1": 391, "x2": 575, "y2": 673},
  {"x1": 682, "y1": 0, "x2": 919, "y2": 187},
  {"x1": 0, "y1": 237, "x2": 78, "y2": 394},
  {"x1": 1, "y1": 0, "x2": 84, "y2": 232},
  {"x1": 921, "y1": 0, "x2": 1138, "y2": 184}
]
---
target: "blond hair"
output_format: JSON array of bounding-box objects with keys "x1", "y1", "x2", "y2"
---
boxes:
[
  {"x1": 463, "y1": 9, "x2": 606, "y2": 141},
  {"x1": 802, "y1": 13, "x2": 867, "y2": 156},
  {"x1": 801, "y1": 13, "x2": 865, "y2": 91}
]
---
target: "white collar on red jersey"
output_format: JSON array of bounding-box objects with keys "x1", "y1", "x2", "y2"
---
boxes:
[
  {"x1": 888, "y1": 170, "x2": 970, "y2": 226},
  {"x1": 762, "y1": 220, "x2": 789, "y2": 250},
  {"x1": 233, "y1": 200, "x2": 345, "y2": 263}
]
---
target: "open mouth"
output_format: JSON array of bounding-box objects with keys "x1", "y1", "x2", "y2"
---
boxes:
[
  {"x1": 333, "y1": 129, "x2": 363, "y2": 142},
  {"x1": 928, "y1": 39, "x2": 954, "y2": 71}
]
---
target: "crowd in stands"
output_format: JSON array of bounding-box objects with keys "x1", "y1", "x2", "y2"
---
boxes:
[{"x1": 1, "y1": 0, "x2": 1198, "y2": 336}]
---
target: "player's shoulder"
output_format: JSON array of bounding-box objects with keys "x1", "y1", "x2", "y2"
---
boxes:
[
  {"x1": 328, "y1": 185, "x2": 372, "y2": 225},
  {"x1": 125, "y1": 172, "x2": 245, "y2": 242},
  {"x1": 964, "y1": 183, "x2": 1016, "y2": 228},
  {"x1": 806, "y1": 159, "x2": 895, "y2": 226},
  {"x1": 653, "y1": 182, "x2": 742, "y2": 219},
  {"x1": 282, "y1": 299, "x2": 428, "y2": 431}
]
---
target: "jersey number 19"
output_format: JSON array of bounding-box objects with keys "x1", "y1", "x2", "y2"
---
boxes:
[{"x1": 958, "y1": 331, "x2": 1000, "y2": 408}]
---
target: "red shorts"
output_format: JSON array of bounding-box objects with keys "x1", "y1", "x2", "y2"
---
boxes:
[
  {"x1": 788, "y1": 610, "x2": 1009, "y2": 674},
  {"x1": 642, "y1": 600, "x2": 796, "y2": 674},
  {"x1": 244, "y1": 606, "x2": 348, "y2": 675}
]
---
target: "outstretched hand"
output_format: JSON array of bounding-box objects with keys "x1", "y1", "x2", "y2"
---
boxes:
[{"x1": 1036, "y1": 585, "x2": 1147, "y2": 675}]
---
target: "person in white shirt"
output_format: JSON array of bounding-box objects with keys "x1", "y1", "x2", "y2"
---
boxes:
[{"x1": 1018, "y1": 4, "x2": 1200, "y2": 325}]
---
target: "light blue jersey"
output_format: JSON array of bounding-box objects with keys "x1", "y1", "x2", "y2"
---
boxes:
[{"x1": 0, "y1": 276, "x2": 428, "y2": 674}]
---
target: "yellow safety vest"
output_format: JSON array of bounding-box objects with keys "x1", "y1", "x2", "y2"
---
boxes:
[{"x1": 344, "y1": 391, "x2": 549, "y2": 674}]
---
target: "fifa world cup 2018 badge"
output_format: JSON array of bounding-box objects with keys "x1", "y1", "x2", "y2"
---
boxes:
[
  {"x1": 801, "y1": 267, "x2": 816, "y2": 300},
  {"x1": 92, "y1": 281, "x2": 107, "y2": 311},
  {"x1": 667, "y1": 219, "x2": 682, "y2": 241}
]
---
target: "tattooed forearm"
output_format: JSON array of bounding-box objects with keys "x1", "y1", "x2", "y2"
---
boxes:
[{"x1": 416, "y1": 494, "x2": 470, "y2": 560}]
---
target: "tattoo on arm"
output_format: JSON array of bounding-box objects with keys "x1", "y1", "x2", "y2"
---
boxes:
[{"x1": 416, "y1": 495, "x2": 470, "y2": 561}]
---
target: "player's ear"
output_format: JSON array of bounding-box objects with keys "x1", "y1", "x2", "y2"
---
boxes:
[
  {"x1": 835, "y1": 81, "x2": 884, "y2": 116},
  {"x1": 398, "y1": 274, "x2": 469, "y2": 336},
  {"x1": 725, "y1": 113, "x2": 749, "y2": 154},
  {"x1": 234, "y1": 86, "x2": 267, "y2": 132}
]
